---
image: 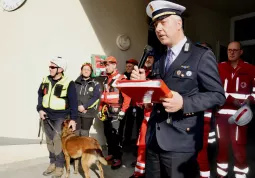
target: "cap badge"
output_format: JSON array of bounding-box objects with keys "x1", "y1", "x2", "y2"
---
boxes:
[{"x1": 149, "y1": 4, "x2": 154, "y2": 12}]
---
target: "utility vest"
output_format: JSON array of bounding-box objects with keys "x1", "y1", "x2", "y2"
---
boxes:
[{"x1": 42, "y1": 76, "x2": 71, "y2": 110}]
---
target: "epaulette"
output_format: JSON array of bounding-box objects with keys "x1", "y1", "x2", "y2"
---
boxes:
[{"x1": 195, "y1": 43, "x2": 209, "y2": 50}]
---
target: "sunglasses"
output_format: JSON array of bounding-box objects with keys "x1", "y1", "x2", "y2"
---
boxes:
[{"x1": 49, "y1": 66, "x2": 59, "y2": 69}]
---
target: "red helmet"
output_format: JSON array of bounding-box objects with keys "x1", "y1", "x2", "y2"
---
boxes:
[{"x1": 126, "y1": 59, "x2": 138, "y2": 65}]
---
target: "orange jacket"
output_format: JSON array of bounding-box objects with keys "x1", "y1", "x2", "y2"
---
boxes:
[{"x1": 99, "y1": 71, "x2": 131, "y2": 112}]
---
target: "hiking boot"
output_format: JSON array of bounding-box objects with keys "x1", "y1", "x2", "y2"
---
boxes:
[
  {"x1": 111, "y1": 159, "x2": 122, "y2": 169},
  {"x1": 42, "y1": 163, "x2": 56, "y2": 176},
  {"x1": 51, "y1": 167, "x2": 64, "y2": 178}
]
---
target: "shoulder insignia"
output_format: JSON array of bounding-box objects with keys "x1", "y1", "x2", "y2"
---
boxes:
[{"x1": 184, "y1": 43, "x2": 190, "y2": 52}]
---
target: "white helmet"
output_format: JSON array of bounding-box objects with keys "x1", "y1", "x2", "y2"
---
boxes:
[
  {"x1": 228, "y1": 105, "x2": 253, "y2": 126},
  {"x1": 50, "y1": 56, "x2": 67, "y2": 72}
]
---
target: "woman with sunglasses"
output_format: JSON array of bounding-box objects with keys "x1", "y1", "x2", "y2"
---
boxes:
[{"x1": 74, "y1": 63, "x2": 101, "y2": 136}]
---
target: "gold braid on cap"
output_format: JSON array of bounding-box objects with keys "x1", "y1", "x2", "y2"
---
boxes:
[{"x1": 152, "y1": 11, "x2": 176, "y2": 21}]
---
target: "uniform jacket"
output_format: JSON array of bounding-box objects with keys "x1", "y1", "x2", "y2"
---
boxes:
[
  {"x1": 218, "y1": 60, "x2": 255, "y2": 112},
  {"x1": 75, "y1": 76, "x2": 101, "y2": 118},
  {"x1": 147, "y1": 40, "x2": 226, "y2": 152}
]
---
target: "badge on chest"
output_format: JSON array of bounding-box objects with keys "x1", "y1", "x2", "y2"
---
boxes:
[{"x1": 176, "y1": 68, "x2": 193, "y2": 78}]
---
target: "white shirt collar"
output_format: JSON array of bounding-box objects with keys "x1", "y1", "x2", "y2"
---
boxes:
[{"x1": 168, "y1": 36, "x2": 187, "y2": 58}]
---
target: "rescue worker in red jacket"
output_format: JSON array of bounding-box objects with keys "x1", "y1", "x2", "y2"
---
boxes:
[
  {"x1": 99, "y1": 56, "x2": 131, "y2": 169},
  {"x1": 130, "y1": 50, "x2": 155, "y2": 178},
  {"x1": 196, "y1": 42, "x2": 217, "y2": 178},
  {"x1": 216, "y1": 41, "x2": 255, "y2": 178}
]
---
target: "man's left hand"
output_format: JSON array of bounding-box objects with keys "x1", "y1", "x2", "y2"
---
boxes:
[
  {"x1": 161, "y1": 91, "x2": 183, "y2": 113},
  {"x1": 68, "y1": 120, "x2": 76, "y2": 131}
]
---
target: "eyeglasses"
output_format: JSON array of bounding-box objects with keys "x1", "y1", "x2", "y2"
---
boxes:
[
  {"x1": 228, "y1": 49, "x2": 241, "y2": 53},
  {"x1": 49, "y1": 66, "x2": 59, "y2": 69}
]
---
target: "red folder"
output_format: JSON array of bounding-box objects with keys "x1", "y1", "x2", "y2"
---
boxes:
[{"x1": 115, "y1": 79, "x2": 172, "y2": 103}]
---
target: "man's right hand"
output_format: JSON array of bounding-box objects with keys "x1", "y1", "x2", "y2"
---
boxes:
[
  {"x1": 39, "y1": 110, "x2": 47, "y2": 120},
  {"x1": 130, "y1": 66, "x2": 146, "y2": 80}
]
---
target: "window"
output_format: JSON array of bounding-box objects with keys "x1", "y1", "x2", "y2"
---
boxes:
[{"x1": 231, "y1": 12, "x2": 255, "y2": 64}]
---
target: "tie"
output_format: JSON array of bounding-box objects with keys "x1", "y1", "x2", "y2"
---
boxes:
[{"x1": 165, "y1": 49, "x2": 173, "y2": 73}]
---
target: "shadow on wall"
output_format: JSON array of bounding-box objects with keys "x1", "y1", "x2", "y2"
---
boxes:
[{"x1": 79, "y1": 0, "x2": 148, "y2": 73}]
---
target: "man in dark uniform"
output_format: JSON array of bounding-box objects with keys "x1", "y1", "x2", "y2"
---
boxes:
[{"x1": 131, "y1": 1, "x2": 226, "y2": 178}]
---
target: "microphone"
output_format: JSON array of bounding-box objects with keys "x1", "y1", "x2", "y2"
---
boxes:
[{"x1": 138, "y1": 45, "x2": 154, "y2": 68}]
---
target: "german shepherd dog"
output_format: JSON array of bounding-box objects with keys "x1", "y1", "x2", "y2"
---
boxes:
[{"x1": 61, "y1": 119, "x2": 107, "y2": 178}]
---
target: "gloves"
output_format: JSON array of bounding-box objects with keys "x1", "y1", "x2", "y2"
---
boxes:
[{"x1": 117, "y1": 111, "x2": 125, "y2": 120}]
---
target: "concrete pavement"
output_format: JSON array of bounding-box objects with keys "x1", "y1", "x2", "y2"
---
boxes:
[{"x1": 0, "y1": 152, "x2": 135, "y2": 178}]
